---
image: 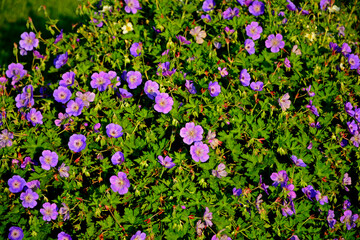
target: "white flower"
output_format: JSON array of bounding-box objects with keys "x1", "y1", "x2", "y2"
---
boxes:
[
  {"x1": 122, "y1": 22, "x2": 133, "y2": 34},
  {"x1": 100, "y1": 5, "x2": 112, "y2": 12},
  {"x1": 328, "y1": 5, "x2": 340, "y2": 13}
]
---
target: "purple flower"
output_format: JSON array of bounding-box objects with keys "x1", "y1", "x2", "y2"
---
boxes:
[
  {"x1": 20, "y1": 188, "x2": 39, "y2": 208},
  {"x1": 341, "y1": 43, "x2": 351, "y2": 57},
  {"x1": 8, "y1": 175, "x2": 26, "y2": 193},
  {"x1": 203, "y1": 207, "x2": 213, "y2": 227},
  {"x1": 270, "y1": 170, "x2": 288, "y2": 187},
  {"x1": 154, "y1": 93, "x2": 174, "y2": 114},
  {"x1": 176, "y1": 35, "x2": 191, "y2": 45},
  {"x1": 286, "y1": 0, "x2": 296, "y2": 11},
  {"x1": 158, "y1": 155, "x2": 175, "y2": 168},
  {"x1": 244, "y1": 39, "x2": 255, "y2": 55},
  {"x1": 327, "y1": 210, "x2": 336, "y2": 228},
  {"x1": 19, "y1": 48, "x2": 27, "y2": 56},
  {"x1": 224, "y1": 26, "x2": 235, "y2": 35},
  {"x1": 320, "y1": 0, "x2": 330, "y2": 10},
  {"x1": 278, "y1": 93, "x2": 291, "y2": 111},
  {"x1": 223, "y1": 7, "x2": 239, "y2": 20},
  {"x1": 54, "y1": 29, "x2": 63, "y2": 44},
  {"x1": 218, "y1": 67, "x2": 228, "y2": 77},
  {"x1": 94, "y1": 123, "x2": 101, "y2": 132},
  {"x1": 59, "y1": 203, "x2": 70, "y2": 221},
  {"x1": 130, "y1": 42, "x2": 142, "y2": 57},
  {"x1": 303, "y1": 85, "x2": 315, "y2": 97},
  {"x1": 281, "y1": 200, "x2": 294, "y2": 217},
  {"x1": 180, "y1": 122, "x2": 203, "y2": 145},
  {"x1": 259, "y1": 175, "x2": 269, "y2": 195},
  {"x1": 91, "y1": 71, "x2": 111, "y2": 92},
  {"x1": 124, "y1": 0, "x2": 141, "y2": 14},
  {"x1": 284, "y1": 57, "x2": 291, "y2": 68},
  {"x1": 59, "y1": 71, "x2": 75, "y2": 87},
  {"x1": 0, "y1": 129, "x2": 14, "y2": 148},
  {"x1": 307, "y1": 141, "x2": 313, "y2": 149},
  {"x1": 111, "y1": 151, "x2": 125, "y2": 165},
  {"x1": 157, "y1": 62, "x2": 176, "y2": 77},
  {"x1": 290, "y1": 155, "x2": 306, "y2": 167},
  {"x1": 130, "y1": 231, "x2": 146, "y2": 240},
  {"x1": 26, "y1": 108, "x2": 43, "y2": 126},
  {"x1": 144, "y1": 80, "x2": 159, "y2": 100},
  {"x1": 196, "y1": 220, "x2": 205, "y2": 236},
  {"x1": 58, "y1": 232, "x2": 72, "y2": 240},
  {"x1": 19, "y1": 32, "x2": 39, "y2": 51},
  {"x1": 342, "y1": 173, "x2": 351, "y2": 191},
  {"x1": 208, "y1": 81, "x2": 221, "y2": 97},
  {"x1": 338, "y1": 25, "x2": 345, "y2": 37},
  {"x1": 53, "y1": 86, "x2": 72, "y2": 104},
  {"x1": 106, "y1": 123, "x2": 123, "y2": 138},
  {"x1": 202, "y1": 0, "x2": 215, "y2": 11},
  {"x1": 201, "y1": 14, "x2": 212, "y2": 23},
  {"x1": 110, "y1": 172, "x2": 130, "y2": 195},
  {"x1": 249, "y1": 1, "x2": 264, "y2": 16},
  {"x1": 343, "y1": 200, "x2": 351, "y2": 210},
  {"x1": 214, "y1": 42, "x2": 221, "y2": 49},
  {"x1": 119, "y1": 88, "x2": 133, "y2": 99},
  {"x1": 6, "y1": 63, "x2": 27, "y2": 85},
  {"x1": 76, "y1": 91, "x2": 95, "y2": 107},
  {"x1": 26, "y1": 180, "x2": 40, "y2": 189},
  {"x1": 39, "y1": 150, "x2": 58, "y2": 170},
  {"x1": 355, "y1": 107, "x2": 360, "y2": 122},
  {"x1": 347, "y1": 120, "x2": 358, "y2": 135},
  {"x1": 341, "y1": 139, "x2": 349, "y2": 147},
  {"x1": 344, "y1": 102, "x2": 355, "y2": 117},
  {"x1": 302, "y1": 185, "x2": 316, "y2": 201},
  {"x1": 33, "y1": 50, "x2": 44, "y2": 59},
  {"x1": 340, "y1": 210, "x2": 358, "y2": 230},
  {"x1": 185, "y1": 80, "x2": 197, "y2": 94},
  {"x1": 190, "y1": 141, "x2": 209, "y2": 162},
  {"x1": 8, "y1": 226, "x2": 24, "y2": 240},
  {"x1": 126, "y1": 71, "x2": 142, "y2": 89},
  {"x1": 305, "y1": 100, "x2": 319, "y2": 117},
  {"x1": 250, "y1": 81, "x2": 264, "y2": 91},
  {"x1": 68, "y1": 134, "x2": 87, "y2": 152},
  {"x1": 233, "y1": 187, "x2": 242, "y2": 196},
  {"x1": 238, "y1": 0, "x2": 253, "y2": 6},
  {"x1": 54, "y1": 52, "x2": 68, "y2": 69},
  {"x1": 58, "y1": 163, "x2": 70, "y2": 178},
  {"x1": 284, "y1": 184, "x2": 296, "y2": 199},
  {"x1": 315, "y1": 191, "x2": 328, "y2": 205},
  {"x1": 212, "y1": 163, "x2": 228, "y2": 178},
  {"x1": 40, "y1": 202, "x2": 58, "y2": 221},
  {"x1": 348, "y1": 54, "x2": 360, "y2": 70},
  {"x1": 265, "y1": 34, "x2": 285, "y2": 53},
  {"x1": 66, "y1": 98, "x2": 84, "y2": 117},
  {"x1": 54, "y1": 112, "x2": 69, "y2": 127},
  {"x1": 239, "y1": 69, "x2": 251, "y2": 86},
  {"x1": 245, "y1": 22, "x2": 263, "y2": 40}
]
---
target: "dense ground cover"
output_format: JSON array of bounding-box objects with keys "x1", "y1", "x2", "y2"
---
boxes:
[{"x1": 1, "y1": 0, "x2": 360, "y2": 239}]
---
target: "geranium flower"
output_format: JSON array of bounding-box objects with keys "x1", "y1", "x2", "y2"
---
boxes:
[
  {"x1": 278, "y1": 93, "x2": 291, "y2": 111},
  {"x1": 66, "y1": 98, "x2": 84, "y2": 117},
  {"x1": 126, "y1": 71, "x2": 142, "y2": 89},
  {"x1": 26, "y1": 108, "x2": 43, "y2": 126},
  {"x1": 202, "y1": 0, "x2": 215, "y2": 12},
  {"x1": 245, "y1": 22, "x2": 263, "y2": 40},
  {"x1": 40, "y1": 202, "x2": 58, "y2": 221},
  {"x1": 8, "y1": 175, "x2": 26, "y2": 193},
  {"x1": 106, "y1": 123, "x2": 123, "y2": 138},
  {"x1": 244, "y1": 39, "x2": 255, "y2": 55},
  {"x1": 122, "y1": 22, "x2": 133, "y2": 34},
  {"x1": 59, "y1": 71, "x2": 75, "y2": 87},
  {"x1": 19, "y1": 32, "x2": 39, "y2": 51},
  {"x1": 239, "y1": 69, "x2": 251, "y2": 86},
  {"x1": 223, "y1": 7, "x2": 239, "y2": 20},
  {"x1": 58, "y1": 232, "x2": 72, "y2": 240},
  {"x1": 58, "y1": 163, "x2": 70, "y2": 178},
  {"x1": 20, "y1": 188, "x2": 39, "y2": 208},
  {"x1": 290, "y1": 155, "x2": 306, "y2": 167},
  {"x1": 208, "y1": 81, "x2": 221, "y2": 97},
  {"x1": 68, "y1": 134, "x2": 87, "y2": 152},
  {"x1": 270, "y1": 170, "x2": 288, "y2": 187},
  {"x1": 8, "y1": 226, "x2": 24, "y2": 240},
  {"x1": 250, "y1": 81, "x2": 264, "y2": 91},
  {"x1": 327, "y1": 210, "x2": 336, "y2": 229},
  {"x1": 154, "y1": 93, "x2": 173, "y2": 114},
  {"x1": 190, "y1": 26, "x2": 206, "y2": 44},
  {"x1": 130, "y1": 42, "x2": 142, "y2": 57},
  {"x1": 180, "y1": 122, "x2": 203, "y2": 145},
  {"x1": 190, "y1": 141, "x2": 209, "y2": 162},
  {"x1": 212, "y1": 163, "x2": 228, "y2": 178},
  {"x1": 158, "y1": 156, "x2": 175, "y2": 169},
  {"x1": 6, "y1": 63, "x2": 27, "y2": 85},
  {"x1": 110, "y1": 172, "x2": 130, "y2": 195},
  {"x1": 203, "y1": 207, "x2": 213, "y2": 227},
  {"x1": 124, "y1": 0, "x2": 142, "y2": 14},
  {"x1": 249, "y1": 1, "x2": 264, "y2": 16},
  {"x1": 91, "y1": 71, "x2": 111, "y2": 92},
  {"x1": 111, "y1": 151, "x2": 125, "y2": 165},
  {"x1": 144, "y1": 80, "x2": 159, "y2": 100},
  {"x1": 340, "y1": 210, "x2": 358, "y2": 230},
  {"x1": 39, "y1": 150, "x2": 58, "y2": 170},
  {"x1": 265, "y1": 34, "x2": 285, "y2": 53},
  {"x1": 54, "y1": 52, "x2": 68, "y2": 69},
  {"x1": 53, "y1": 86, "x2": 72, "y2": 104},
  {"x1": 0, "y1": 129, "x2": 13, "y2": 148}
]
